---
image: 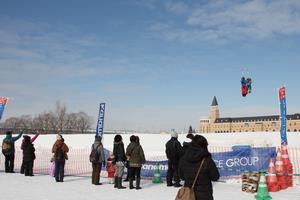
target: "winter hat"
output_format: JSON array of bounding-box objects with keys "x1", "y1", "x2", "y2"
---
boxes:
[
  {"x1": 171, "y1": 130, "x2": 178, "y2": 138},
  {"x1": 6, "y1": 131, "x2": 12, "y2": 135},
  {"x1": 130, "y1": 135, "x2": 136, "y2": 142},
  {"x1": 56, "y1": 134, "x2": 62, "y2": 140},
  {"x1": 114, "y1": 134, "x2": 122, "y2": 143},
  {"x1": 23, "y1": 135, "x2": 31, "y2": 142}
]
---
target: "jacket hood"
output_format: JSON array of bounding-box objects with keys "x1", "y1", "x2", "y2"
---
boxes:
[
  {"x1": 93, "y1": 140, "x2": 102, "y2": 146},
  {"x1": 183, "y1": 144, "x2": 211, "y2": 163}
]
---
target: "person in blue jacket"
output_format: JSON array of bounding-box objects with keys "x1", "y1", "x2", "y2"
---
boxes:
[{"x1": 2, "y1": 130, "x2": 23, "y2": 173}]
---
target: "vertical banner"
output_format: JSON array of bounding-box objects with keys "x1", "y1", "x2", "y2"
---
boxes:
[
  {"x1": 0, "y1": 97, "x2": 8, "y2": 121},
  {"x1": 96, "y1": 103, "x2": 105, "y2": 137},
  {"x1": 279, "y1": 87, "x2": 287, "y2": 145}
]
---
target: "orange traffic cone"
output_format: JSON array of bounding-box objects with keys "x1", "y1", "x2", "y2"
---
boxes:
[
  {"x1": 275, "y1": 148, "x2": 288, "y2": 190},
  {"x1": 281, "y1": 143, "x2": 293, "y2": 187},
  {"x1": 266, "y1": 159, "x2": 280, "y2": 192}
]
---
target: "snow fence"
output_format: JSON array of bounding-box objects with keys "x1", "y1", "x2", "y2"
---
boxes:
[{"x1": 0, "y1": 146, "x2": 299, "y2": 180}]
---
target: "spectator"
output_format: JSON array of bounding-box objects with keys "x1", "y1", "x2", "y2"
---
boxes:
[
  {"x1": 126, "y1": 135, "x2": 145, "y2": 190},
  {"x1": 179, "y1": 135, "x2": 220, "y2": 200},
  {"x1": 106, "y1": 153, "x2": 115, "y2": 184},
  {"x1": 20, "y1": 130, "x2": 40, "y2": 174},
  {"x1": 90, "y1": 135, "x2": 105, "y2": 185},
  {"x1": 52, "y1": 134, "x2": 69, "y2": 182},
  {"x1": 22, "y1": 135, "x2": 36, "y2": 176},
  {"x1": 2, "y1": 130, "x2": 23, "y2": 173},
  {"x1": 112, "y1": 134, "x2": 127, "y2": 189},
  {"x1": 165, "y1": 130, "x2": 183, "y2": 187}
]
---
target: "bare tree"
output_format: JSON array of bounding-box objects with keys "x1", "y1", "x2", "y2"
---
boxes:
[
  {"x1": 2, "y1": 117, "x2": 21, "y2": 130},
  {"x1": 55, "y1": 101, "x2": 67, "y2": 132},
  {"x1": 76, "y1": 112, "x2": 92, "y2": 133}
]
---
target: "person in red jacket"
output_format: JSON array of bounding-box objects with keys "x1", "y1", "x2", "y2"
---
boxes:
[
  {"x1": 20, "y1": 130, "x2": 40, "y2": 174},
  {"x1": 106, "y1": 153, "x2": 116, "y2": 184}
]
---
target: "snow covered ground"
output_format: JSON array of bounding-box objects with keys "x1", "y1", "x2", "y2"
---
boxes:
[
  {"x1": 0, "y1": 173, "x2": 299, "y2": 200},
  {"x1": 1, "y1": 132, "x2": 300, "y2": 199}
]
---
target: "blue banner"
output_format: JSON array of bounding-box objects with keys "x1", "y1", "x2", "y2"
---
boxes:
[
  {"x1": 96, "y1": 103, "x2": 105, "y2": 137},
  {"x1": 132, "y1": 147, "x2": 276, "y2": 178},
  {"x1": 0, "y1": 97, "x2": 8, "y2": 121},
  {"x1": 279, "y1": 87, "x2": 288, "y2": 144}
]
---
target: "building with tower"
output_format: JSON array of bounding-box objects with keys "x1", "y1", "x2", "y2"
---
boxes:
[{"x1": 199, "y1": 96, "x2": 300, "y2": 133}]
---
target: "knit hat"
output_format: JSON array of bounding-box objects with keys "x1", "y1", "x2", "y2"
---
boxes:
[
  {"x1": 56, "y1": 134, "x2": 62, "y2": 140},
  {"x1": 171, "y1": 130, "x2": 178, "y2": 138}
]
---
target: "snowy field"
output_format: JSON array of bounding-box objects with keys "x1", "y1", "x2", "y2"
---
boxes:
[
  {"x1": 0, "y1": 132, "x2": 300, "y2": 200},
  {"x1": 0, "y1": 173, "x2": 300, "y2": 200}
]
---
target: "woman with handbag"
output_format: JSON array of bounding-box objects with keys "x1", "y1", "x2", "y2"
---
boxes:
[{"x1": 178, "y1": 135, "x2": 220, "y2": 200}]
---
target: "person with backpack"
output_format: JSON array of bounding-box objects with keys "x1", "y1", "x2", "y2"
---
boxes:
[
  {"x1": 126, "y1": 135, "x2": 145, "y2": 190},
  {"x1": 2, "y1": 130, "x2": 23, "y2": 173},
  {"x1": 90, "y1": 135, "x2": 105, "y2": 185},
  {"x1": 165, "y1": 130, "x2": 183, "y2": 187},
  {"x1": 52, "y1": 134, "x2": 69, "y2": 182},
  {"x1": 20, "y1": 130, "x2": 40, "y2": 174},
  {"x1": 178, "y1": 135, "x2": 220, "y2": 200},
  {"x1": 112, "y1": 134, "x2": 127, "y2": 189},
  {"x1": 22, "y1": 135, "x2": 36, "y2": 176}
]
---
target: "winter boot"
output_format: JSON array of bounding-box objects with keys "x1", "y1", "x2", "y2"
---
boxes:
[
  {"x1": 129, "y1": 178, "x2": 135, "y2": 189},
  {"x1": 118, "y1": 177, "x2": 126, "y2": 189},
  {"x1": 136, "y1": 177, "x2": 142, "y2": 190},
  {"x1": 114, "y1": 177, "x2": 118, "y2": 188}
]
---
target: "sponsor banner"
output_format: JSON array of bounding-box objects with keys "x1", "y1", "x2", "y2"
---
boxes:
[
  {"x1": 0, "y1": 97, "x2": 8, "y2": 121},
  {"x1": 96, "y1": 103, "x2": 105, "y2": 137},
  {"x1": 279, "y1": 87, "x2": 288, "y2": 145},
  {"x1": 212, "y1": 147, "x2": 276, "y2": 176},
  {"x1": 107, "y1": 147, "x2": 276, "y2": 178}
]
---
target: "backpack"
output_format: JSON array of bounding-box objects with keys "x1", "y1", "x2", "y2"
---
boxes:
[
  {"x1": 2, "y1": 139, "x2": 13, "y2": 155},
  {"x1": 89, "y1": 144, "x2": 101, "y2": 163},
  {"x1": 55, "y1": 146, "x2": 64, "y2": 161}
]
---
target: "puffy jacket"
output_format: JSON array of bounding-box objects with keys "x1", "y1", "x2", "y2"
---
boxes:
[
  {"x1": 165, "y1": 137, "x2": 183, "y2": 164},
  {"x1": 2, "y1": 131, "x2": 23, "y2": 155},
  {"x1": 52, "y1": 140, "x2": 69, "y2": 161},
  {"x1": 113, "y1": 141, "x2": 126, "y2": 163},
  {"x1": 22, "y1": 137, "x2": 35, "y2": 162},
  {"x1": 126, "y1": 142, "x2": 145, "y2": 168},
  {"x1": 179, "y1": 144, "x2": 220, "y2": 200}
]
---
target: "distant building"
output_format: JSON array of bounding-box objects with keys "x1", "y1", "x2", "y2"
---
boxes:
[{"x1": 199, "y1": 96, "x2": 300, "y2": 133}]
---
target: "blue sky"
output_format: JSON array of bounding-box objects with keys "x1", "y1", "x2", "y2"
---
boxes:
[{"x1": 1, "y1": 0, "x2": 300, "y2": 132}]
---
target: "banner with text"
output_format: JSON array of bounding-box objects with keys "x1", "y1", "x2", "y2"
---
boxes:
[
  {"x1": 96, "y1": 103, "x2": 105, "y2": 137},
  {"x1": 279, "y1": 87, "x2": 288, "y2": 144},
  {"x1": 0, "y1": 97, "x2": 8, "y2": 121},
  {"x1": 138, "y1": 147, "x2": 276, "y2": 178}
]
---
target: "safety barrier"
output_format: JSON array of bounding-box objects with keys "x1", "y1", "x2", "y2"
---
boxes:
[{"x1": 0, "y1": 146, "x2": 299, "y2": 180}]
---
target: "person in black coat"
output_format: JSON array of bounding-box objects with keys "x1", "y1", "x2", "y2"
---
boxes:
[
  {"x1": 113, "y1": 134, "x2": 127, "y2": 189},
  {"x1": 179, "y1": 135, "x2": 220, "y2": 200},
  {"x1": 165, "y1": 130, "x2": 183, "y2": 187},
  {"x1": 22, "y1": 135, "x2": 36, "y2": 176}
]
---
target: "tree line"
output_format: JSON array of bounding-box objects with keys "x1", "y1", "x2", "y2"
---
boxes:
[{"x1": 0, "y1": 102, "x2": 93, "y2": 134}]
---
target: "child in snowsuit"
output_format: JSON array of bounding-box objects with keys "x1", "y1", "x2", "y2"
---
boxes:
[{"x1": 106, "y1": 154, "x2": 116, "y2": 184}]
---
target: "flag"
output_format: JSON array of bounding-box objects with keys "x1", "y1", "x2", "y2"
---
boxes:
[
  {"x1": 0, "y1": 97, "x2": 8, "y2": 121},
  {"x1": 279, "y1": 87, "x2": 287, "y2": 144},
  {"x1": 96, "y1": 103, "x2": 106, "y2": 137}
]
